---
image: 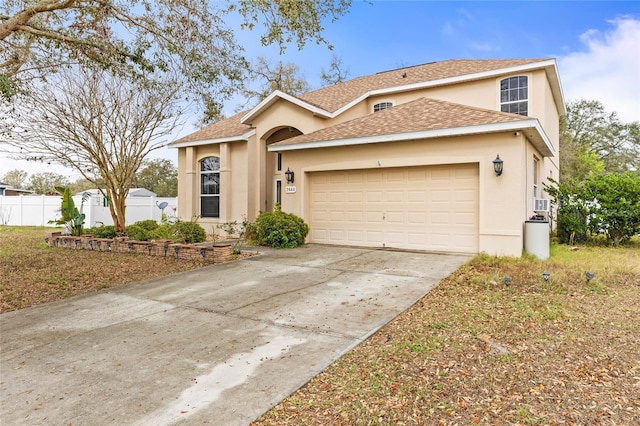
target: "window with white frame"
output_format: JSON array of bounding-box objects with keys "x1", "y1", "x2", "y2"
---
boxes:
[
  {"x1": 500, "y1": 76, "x2": 528, "y2": 116},
  {"x1": 275, "y1": 179, "x2": 282, "y2": 205},
  {"x1": 373, "y1": 101, "x2": 393, "y2": 112},
  {"x1": 200, "y1": 156, "x2": 220, "y2": 218}
]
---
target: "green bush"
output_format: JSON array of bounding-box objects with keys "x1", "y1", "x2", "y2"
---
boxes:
[
  {"x1": 124, "y1": 220, "x2": 159, "y2": 241},
  {"x1": 87, "y1": 225, "x2": 117, "y2": 239},
  {"x1": 125, "y1": 224, "x2": 150, "y2": 241},
  {"x1": 244, "y1": 221, "x2": 259, "y2": 244},
  {"x1": 134, "y1": 219, "x2": 159, "y2": 231},
  {"x1": 545, "y1": 173, "x2": 640, "y2": 245},
  {"x1": 254, "y1": 205, "x2": 309, "y2": 248},
  {"x1": 149, "y1": 223, "x2": 175, "y2": 241},
  {"x1": 172, "y1": 221, "x2": 206, "y2": 243}
]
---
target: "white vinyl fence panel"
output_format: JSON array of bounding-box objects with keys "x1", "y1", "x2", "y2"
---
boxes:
[{"x1": 0, "y1": 194, "x2": 178, "y2": 227}]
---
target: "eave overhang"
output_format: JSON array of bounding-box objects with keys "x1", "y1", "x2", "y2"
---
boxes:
[
  {"x1": 241, "y1": 90, "x2": 332, "y2": 125},
  {"x1": 268, "y1": 119, "x2": 555, "y2": 157},
  {"x1": 169, "y1": 129, "x2": 256, "y2": 149}
]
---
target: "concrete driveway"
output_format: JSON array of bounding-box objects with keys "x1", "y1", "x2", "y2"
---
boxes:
[{"x1": 1, "y1": 245, "x2": 470, "y2": 425}]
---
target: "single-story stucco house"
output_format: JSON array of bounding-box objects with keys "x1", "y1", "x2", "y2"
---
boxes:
[
  {"x1": 171, "y1": 58, "x2": 564, "y2": 256},
  {"x1": 0, "y1": 181, "x2": 33, "y2": 196}
]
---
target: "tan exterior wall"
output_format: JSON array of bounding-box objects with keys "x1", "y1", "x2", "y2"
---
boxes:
[
  {"x1": 175, "y1": 64, "x2": 562, "y2": 254},
  {"x1": 176, "y1": 141, "x2": 251, "y2": 231},
  {"x1": 367, "y1": 79, "x2": 497, "y2": 112},
  {"x1": 278, "y1": 132, "x2": 531, "y2": 256}
]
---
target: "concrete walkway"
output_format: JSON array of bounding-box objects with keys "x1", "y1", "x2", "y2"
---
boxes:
[{"x1": 1, "y1": 245, "x2": 470, "y2": 425}]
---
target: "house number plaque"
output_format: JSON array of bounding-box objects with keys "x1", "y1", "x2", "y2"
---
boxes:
[{"x1": 285, "y1": 186, "x2": 296, "y2": 194}]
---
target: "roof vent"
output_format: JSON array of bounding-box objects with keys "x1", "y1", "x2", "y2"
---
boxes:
[{"x1": 402, "y1": 72, "x2": 407, "y2": 78}]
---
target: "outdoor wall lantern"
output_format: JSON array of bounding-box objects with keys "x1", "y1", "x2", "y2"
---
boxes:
[
  {"x1": 493, "y1": 154, "x2": 504, "y2": 176},
  {"x1": 285, "y1": 167, "x2": 295, "y2": 184}
]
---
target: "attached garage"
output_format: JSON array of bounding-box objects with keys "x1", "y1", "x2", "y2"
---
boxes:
[{"x1": 308, "y1": 163, "x2": 479, "y2": 253}]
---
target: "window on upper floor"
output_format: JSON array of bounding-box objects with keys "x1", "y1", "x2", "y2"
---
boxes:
[
  {"x1": 373, "y1": 102, "x2": 393, "y2": 112},
  {"x1": 500, "y1": 76, "x2": 528, "y2": 116},
  {"x1": 200, "y1": 156, "x2": 220, "y2": 218}
]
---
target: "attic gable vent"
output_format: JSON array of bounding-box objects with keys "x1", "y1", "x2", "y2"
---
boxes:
[{"x1": 373, "y1": 102, "x2": 393, "y2": 112}]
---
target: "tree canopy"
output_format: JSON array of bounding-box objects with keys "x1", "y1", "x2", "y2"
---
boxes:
[
  {"x1": 1, "y1": 0, "x2": 353, "y2": 121},
  {"x1": 560, "y1": 99, "x2": 639, "y2": 182},
  {"x1": 134, "y1": 158, "x2": 178, "y2": 197},
  {"x1": 320, "y1": 54, "x2": 350, "y2": 86},
  {"x1": 28, "y1": 172, "x2": 70, "y2": 195},
  {"x1": 1, "y1": 169, "x2": 27, "y2": 188},
  {"x1": 0, "y1": 66, "x2": 182, "y2": 231},
  {"x1": 239, "y1": 56, "x2": 311, "y2": 108}
]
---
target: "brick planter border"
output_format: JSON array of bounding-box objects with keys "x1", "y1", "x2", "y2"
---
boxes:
[{"x1": 45, "y1": 232, "x2": 234, "y2": 263}]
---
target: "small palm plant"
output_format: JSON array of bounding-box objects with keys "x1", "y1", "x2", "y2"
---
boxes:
[{"x1": 50, "y1": 187, "x2": 89, "y2": 236}]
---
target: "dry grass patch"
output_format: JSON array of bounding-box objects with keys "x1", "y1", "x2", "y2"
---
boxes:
[
  {"x1": 253, "y1": 243, "x2": 640, "y2": 425},
  {"x1": 0, "y1": 226, "x2": 226, "y2": 313}
]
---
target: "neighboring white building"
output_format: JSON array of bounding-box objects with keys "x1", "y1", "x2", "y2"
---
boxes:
[{"x1": 0, "y1": 189, "x2": 177, "y2": 227}]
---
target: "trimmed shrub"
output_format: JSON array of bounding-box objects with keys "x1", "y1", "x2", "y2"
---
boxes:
[
  {"x1": 134, "y1": 219, "x2": 159, "y2": 231},
  {"x1": 125, "y1": 224, "x2": 150, "y2": 241},
  {"x1": 87, "y1": 225, "x2": 117, "y2": 239},
  {"x1": 124, "y1": 220, "x2": 159, "y2": 241},
  {"x1": 254, "y1": 205, "x2": 309, "y2": 248},
  {"x1": 149, "y1": 223, "x2": 175, "y2": 241},
  {"x1": 173, "y1": 221, "x2": 206, "y2": 243}
]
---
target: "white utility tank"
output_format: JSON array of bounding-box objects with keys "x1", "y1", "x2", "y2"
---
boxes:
[{"x1": 524, "y1": 220, "x2": 550, "y2": 260}]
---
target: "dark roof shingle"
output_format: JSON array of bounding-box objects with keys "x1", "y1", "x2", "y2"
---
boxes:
[
  {"x1": 173, "y1": 59, "x2": 550, "y2": 144},
  {"x1": 271, "y1": 97, "x2": 531, "y2": 146},
  {"x1": 172, "y1": 110, "x2": 252, "y2": 145}
]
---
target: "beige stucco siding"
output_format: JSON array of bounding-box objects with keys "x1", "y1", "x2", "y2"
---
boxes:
[
  {"x1": 278, "y1": 132, "x2": 529, "y2": 256},
  {"x1": 173, "y1": 60, "x2": 562, "y2": 255},
  {"x1": 366, "y1": 79, "x2": 497, "y2": 112},
  {"x1": 251, "y1": 99, "x2": 326, "y2": 139},
  {"x1": 176, "y1": 141, "x2": 250, "y2": 229}
]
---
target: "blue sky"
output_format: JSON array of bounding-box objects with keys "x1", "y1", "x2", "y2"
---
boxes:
[
  {"x1": 262, "y1": 1, "x2": 636, "y2": 77},
  {"x1": 231, "y1": 0, "x2": 639, "y2": 122},
  {"x1": 3, "y1": 1, "x2": 639, "y2": 178}
]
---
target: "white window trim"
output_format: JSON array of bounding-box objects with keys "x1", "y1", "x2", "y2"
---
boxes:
[
  {"x1": 498, "y1": 74, "x2": 531, "y2": 116},
  {"x1": 275, "y1": 179, "x2": 282, "y2": 205},
  {"x1": 373, "y1": 101, "x2": 394, "y2": 113},
  {"x1": 200, "y1": 156, "x2": 221, "y2": 218}
]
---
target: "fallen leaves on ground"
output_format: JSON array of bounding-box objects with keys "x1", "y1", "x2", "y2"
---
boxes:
[
  {"x1": 252, "y1": 246, "x2": 640, "y2": 425},
  {"x1": 0, "y1": 227, "x2": 243, "y2": 313}
]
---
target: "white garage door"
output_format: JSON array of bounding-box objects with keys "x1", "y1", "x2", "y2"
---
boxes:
[{"x1": 308, "y1": 163, "x2": 479, "y2": 253}]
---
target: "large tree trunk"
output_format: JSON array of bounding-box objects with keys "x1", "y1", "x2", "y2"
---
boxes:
[{"x1": 106, "y1": 188, "x2": 128, "y2": 234}]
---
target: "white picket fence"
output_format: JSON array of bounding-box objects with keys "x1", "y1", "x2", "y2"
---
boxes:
[{"x1": 0, "y1": 194, "x2": 178, "y2": 227}]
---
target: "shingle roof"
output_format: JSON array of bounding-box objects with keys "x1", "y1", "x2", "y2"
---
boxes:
[
  {"x1": 271, "y1": 97, "x2": 531, "y2": 147},
  {"x1": 298, "y1": 59, "x2": 549, "y2": 113},
  {"x1": 172, "y1": 110, "x2": 252, "y2": 144},
  {"x1": 173, "y1": 58, "x2": 551, "y2": 145}
]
